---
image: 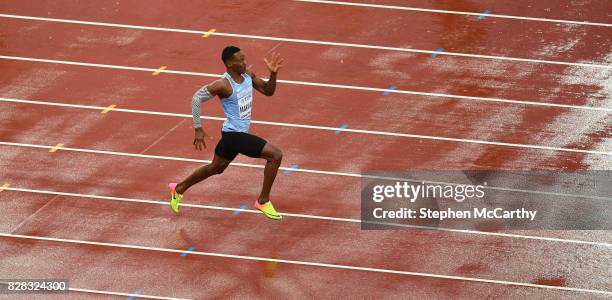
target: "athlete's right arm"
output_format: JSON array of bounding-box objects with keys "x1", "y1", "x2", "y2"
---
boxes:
[{"x1": 192, "y1": 80, "x2": 224, "y2": 150}]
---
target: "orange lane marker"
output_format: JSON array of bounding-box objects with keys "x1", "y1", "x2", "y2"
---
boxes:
[
  {"x1": 49, "y1": 143, "x2": 64, "y2": 153},
  {"x1": 152, "y1": 66, "x2": 167, "y2": 76},
  {"x1": 0, "y1": 183, "x2": 10, "y2": 192},
  {"x1": 263, "y1": 260, "x2": 278, "y2": 277},
  {"x1": 202, "y1": 28, "x2": 216, "y2": 38},
  {"x1": 101, "y1": 104, "x2": 117, "y2": 114}
]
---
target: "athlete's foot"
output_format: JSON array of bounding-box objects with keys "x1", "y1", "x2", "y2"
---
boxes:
[
  {"x1": 254, "y1": 200, "x2": 282, "y2": 220},
  {"x1": 169, "y1": 183, "x2": 183, "y2": 213}
]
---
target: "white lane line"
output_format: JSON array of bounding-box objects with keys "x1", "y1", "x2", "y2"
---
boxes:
[
  {"x1": 1, "y1": 97, "x2": 611, "y2": 156},
  {"x1": 0, "y1": 13, "x2": 610, "y2": 69},
  {"x1": 4, "y1": 186, "x2": 611, "y2": 247},
  {"x1": 2, "y1": 55, "x2": 611, "y2": 113},
  {"x1": 0, "y1": 282, "x2": 189, "y2": 300},
  {"x1": 1, "y1": 141, "x2": 611, "y2": 202},
  {"x1": 68, "y1": 288, "x2": 190, "y2": 300},
  {"x1": 1, "y1": 233, "x2": 610, "y2": 295},
  {"x1": 294, "y1": 0, "x2": 612, "y2": 27}
]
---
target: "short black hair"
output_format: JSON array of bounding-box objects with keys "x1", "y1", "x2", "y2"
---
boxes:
[{"x1": 221, "y1": 46, "x2": 241, "y2": 64}]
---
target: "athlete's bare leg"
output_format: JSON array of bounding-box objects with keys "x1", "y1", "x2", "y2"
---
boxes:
[
  {"x1": 175, "y1": 154, "x2": 230, "y2": 195},
  {"x1": 257, "y1": 143, "x2": 283, "y2": 204}
]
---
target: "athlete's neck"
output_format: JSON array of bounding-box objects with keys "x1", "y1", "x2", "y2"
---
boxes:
[{"x1": 227, "y1": 70, "x2": 244, "y2": 84}]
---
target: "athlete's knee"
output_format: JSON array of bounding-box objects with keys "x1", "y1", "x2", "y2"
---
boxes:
[
  {"x1": 209, "y1": 162, "x2": 228, "y2": 175},
  {"x1": 261, "y1": 143, "x2": 282, "y2": 163},
  {"x1": 270, "y1": 148, "x2": 283, "y2": 163}
]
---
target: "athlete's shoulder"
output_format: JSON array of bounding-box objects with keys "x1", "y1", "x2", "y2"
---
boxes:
[{"x1": 208, "y1": 77, "x2": 232, "y2": 97}]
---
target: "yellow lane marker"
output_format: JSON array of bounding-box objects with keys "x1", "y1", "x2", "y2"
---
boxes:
[
  {"x1": 0, "y1": 183, "x2": 10, "y2": 192},
  {"x1": 101, "y1": 104, "x2": 117, "y2": 114},
  {"x1": 49, "y1": 143, "x2": 64, "y2": 153},
  {"x1": 152, "y1": 66, "x2": 167, "y2": 75},
  {"x1": 202, "y1": 28, "x2": 216, "y2": 38}
]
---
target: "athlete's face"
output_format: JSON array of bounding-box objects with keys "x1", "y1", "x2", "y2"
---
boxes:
[{"x1": 229, "y1": 52, "x2": 247, "y2": 73}]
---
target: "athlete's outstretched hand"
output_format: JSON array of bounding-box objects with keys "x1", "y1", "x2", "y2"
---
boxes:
[
  {"x1": 264, "y1": 52, "x2": 284, "y2": 73},
  {"x1": 193, "y1": 128, "x2": 210, "y2": 151}
]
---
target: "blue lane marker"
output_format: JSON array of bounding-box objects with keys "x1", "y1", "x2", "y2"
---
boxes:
[
  {"x1": 383, "y1": 85, "x2": 396, "y2": 96},
  {"x1": 233, "y1": 204, "x2": 248, "y2": 215},
  {"x1": 335, "y1": 124, "x2": 349, "y2": 134},
  {"x1": 283, "y1": 164, "x2": 299, "y2": 174},
  {"x1": 180, "y1": 246, "x2": 196, "y2": 257},
  {"x1": 431, "y1": 48, "x2": 445, "y2": 58},
  {"x1": 127, "y1": 291, "x2": 141, "y2": 300},
  {"x1": 479, "y1": 10, "x2": 492, "y2": 20}
]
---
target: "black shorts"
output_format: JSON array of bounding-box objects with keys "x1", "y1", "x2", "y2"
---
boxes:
[{"x1": 214, "y1": 131, "x2": 267, "y2": 161}]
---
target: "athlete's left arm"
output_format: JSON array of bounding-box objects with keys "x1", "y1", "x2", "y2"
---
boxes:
[
  {"x1": 249, "y1": 52, "x2": 284, "y2": 96},
  {"x1": 249, "y1": 71, "x2": 276, "y2": 96}
]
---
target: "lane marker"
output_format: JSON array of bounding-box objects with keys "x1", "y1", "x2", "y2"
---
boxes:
[
  {"x1": 1, "y1": 232, "x2": 611, "y2": 295},
  {"x1": 48, "y1": 143, "x2": 64, "y2": 153},
  {"x1": 334, "y1": 124, "x2": 349, "y2": 134},
  {"x1": 127, "y1": 290, "x2": 141, "y2": 300},
  {"x1": 4, "y1": 185, "x2": 610, "y2": 247},
  {"x1": 180, "y1": 246, "x2": 196, "y2": 257},
  {"x1": 263, "y1": 260, "x2": 278, "y2": 277},
  {"x1": 382, "y1": 86, "x2": 396, "y2": 96},
  {"x1": 432, "y1": 48, "x2": 444, "y2": 58},
  {"x1": 284, "y1": 164, "x2": 299, "y2": 174},
  {"x1": 152, "y1": 66, "x2": 167, "y2": 76},
  {"x1": 0, "y1": 183, "x2": 10, "y2": 192},
  {"x1": 202, "y1": 28, "x2": 216, "y2": 38},
  {"x1": 293, "y1": 0, "x2": 612, "y2": 27},
  {"x1": 101, "y1": 104, "x2": 117, "y2": 114},
  {"x1": 233, "y1": 204, "x2": 248, "y2": 215},
  {"x1": 0, "y1": 14, "x2": 610, "y2": 69},
  {"x1": 479, "y1": 10, "x2": 492, "y2": 20},
  {"x1": 2, "y1": 58, "x2": 612, "y2": 112}
]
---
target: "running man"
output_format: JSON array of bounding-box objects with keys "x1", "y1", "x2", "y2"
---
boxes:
[{"x1": 169, "y1": 46, "x2": 285, "y2": 220}]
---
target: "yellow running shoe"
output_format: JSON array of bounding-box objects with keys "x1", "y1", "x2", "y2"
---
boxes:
[
  {"x1": 254, "y1": 200, "x2": 282, "y2": 220},
  {"x1": 169, "y1": 183, "x2": 183, "y2": 213}
]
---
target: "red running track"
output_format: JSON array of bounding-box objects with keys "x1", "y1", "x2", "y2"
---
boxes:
[{"x1": 0, "y1": 0, "x2": 611, "y2": 299}]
